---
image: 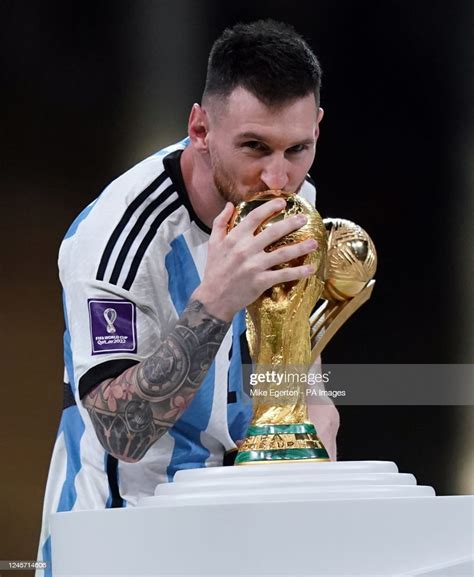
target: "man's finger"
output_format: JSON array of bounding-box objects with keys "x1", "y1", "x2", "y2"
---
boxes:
[
  {"x1": 210, "y1": 202, "x2": 234, "y2": 242},
  {"x1": 263, "y1": 262, "x2": 316, "y2": 287},
  {"x1": 230, "y1": 198, "x2": 286, "y2": 237},
  {"x1": 263, "y1": 238, "x2": 318, "y2": 268},
  {"x1": 252, "y1": 212, "x2": 309, "y2": 252}
]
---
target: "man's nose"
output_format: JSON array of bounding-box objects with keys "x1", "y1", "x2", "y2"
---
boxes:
[{"x1": 260, "y1": 154, "x2": 289, "y2": 191}]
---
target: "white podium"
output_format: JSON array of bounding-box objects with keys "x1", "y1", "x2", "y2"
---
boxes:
[{"x1": 51, "y1": 461, "x2": 473, "y2": 576}]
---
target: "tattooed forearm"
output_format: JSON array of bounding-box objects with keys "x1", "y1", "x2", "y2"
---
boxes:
[
  {"x1": 138, "y1": 300, "x2": 229, "y2": 399},
  {"x1": 83, "y1": 300, "x2": 230, "y2": 463}
]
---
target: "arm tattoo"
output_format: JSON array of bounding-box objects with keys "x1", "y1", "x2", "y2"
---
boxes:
[{"x1": 83, "y1": 300, "x2": 230, "y2": 462}]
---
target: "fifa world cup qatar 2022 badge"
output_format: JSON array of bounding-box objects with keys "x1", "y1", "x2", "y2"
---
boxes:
[{"x1": 88, "y1": 299, "x2": 137, "y2": 355}]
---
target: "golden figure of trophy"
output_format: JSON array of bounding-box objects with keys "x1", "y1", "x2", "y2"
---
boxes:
[{"x1": 229, "y1": 191, "x2": 377, "y2": 465}]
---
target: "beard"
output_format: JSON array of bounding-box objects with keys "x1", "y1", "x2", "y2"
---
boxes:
[
  {"x1": 212, "y1": 165, "x2": 240, "y2": 204},
  {"x1": 210, "y1": 152, "x2": 246, "y2": 205}
]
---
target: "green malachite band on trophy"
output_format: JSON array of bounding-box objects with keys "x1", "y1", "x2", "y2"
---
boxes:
[
  {"x1": 235, "y1": 447, "x2": 329, "y2": 465},
  {"x1": 246, "y1": 423, "x2": 317, "y2": 436}
]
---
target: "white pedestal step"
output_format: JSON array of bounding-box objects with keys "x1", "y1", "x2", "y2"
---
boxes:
[{"x1": 51, "y1": 461, "x2": 474, "y2": 576}]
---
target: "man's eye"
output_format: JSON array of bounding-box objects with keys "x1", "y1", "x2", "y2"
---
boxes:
[
  {"x1": 242, "y1": 141, "x2": 267, "y2": 152},
  {"x1": 288, "y1": 144, "x2": 308, "y2": 154}
]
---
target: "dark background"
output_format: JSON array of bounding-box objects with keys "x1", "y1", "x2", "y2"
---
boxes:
[{"x1": 1, "y1": 0, "x2": 472, "y2": 567}]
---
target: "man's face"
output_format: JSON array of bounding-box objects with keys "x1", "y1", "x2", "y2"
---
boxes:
[{"x1": 204, "y1": 86, "x2": 322, "y2": 204}]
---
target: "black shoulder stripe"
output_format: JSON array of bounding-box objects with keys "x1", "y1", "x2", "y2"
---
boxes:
[
  {"x1": 79, "y1": 358, "x2": 139, "y2": 399},
  {"x1": 122, "y1": 198, "x2": 183, "y2": 290},
  {"x1": 96, "y1": 170, "x2": 169, "y2": 281},
  {"x1": 108, "y1": 184, "x2": 176, "y2": 285}
]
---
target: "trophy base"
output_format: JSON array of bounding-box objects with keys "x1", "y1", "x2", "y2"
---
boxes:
[{"x1": 235, "y1": 423, "x2": 329, "y2": 465}]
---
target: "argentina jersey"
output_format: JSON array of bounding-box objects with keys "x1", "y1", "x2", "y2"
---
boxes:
[{"x1": 36, "y1": 138, "x2": 317, "y2": 576}]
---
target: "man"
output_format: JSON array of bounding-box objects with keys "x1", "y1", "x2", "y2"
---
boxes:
[{"x1": 37, "y1": 19, "x2": 339, "y2": 574}]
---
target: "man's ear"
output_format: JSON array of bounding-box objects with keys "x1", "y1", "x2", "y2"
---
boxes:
[
  {"x1": 315, "y1": 107, "x2": 324, "y2": 139},
  {"x1": 188, "y1": 103, "x2": 209, "y2": 152}
]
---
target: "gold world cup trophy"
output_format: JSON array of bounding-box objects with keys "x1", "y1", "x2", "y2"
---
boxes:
[{"x1": 229, "y1": 190, "x2": 377, "y2": 465}]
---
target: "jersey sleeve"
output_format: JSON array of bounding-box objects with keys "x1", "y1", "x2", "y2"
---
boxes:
[
  {"x1": 59, "y1": 157, "x2": 178, "y2": 403},
  {"x1": 62, "y1": 276, "x2": 162, "y2": 401}
]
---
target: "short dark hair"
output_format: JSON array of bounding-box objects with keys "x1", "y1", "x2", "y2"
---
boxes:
[{"x1": 203, "y1": 20, "x2": 322, "y2": 107}]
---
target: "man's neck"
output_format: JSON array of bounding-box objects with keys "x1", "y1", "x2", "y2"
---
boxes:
[{"x1": 180, "y1": 145, "x2": 226, "y2": 229}]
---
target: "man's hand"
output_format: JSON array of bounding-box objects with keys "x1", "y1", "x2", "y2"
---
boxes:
[{"x1": 193, "y1": 199, "x2": 318, "y2": 322}]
